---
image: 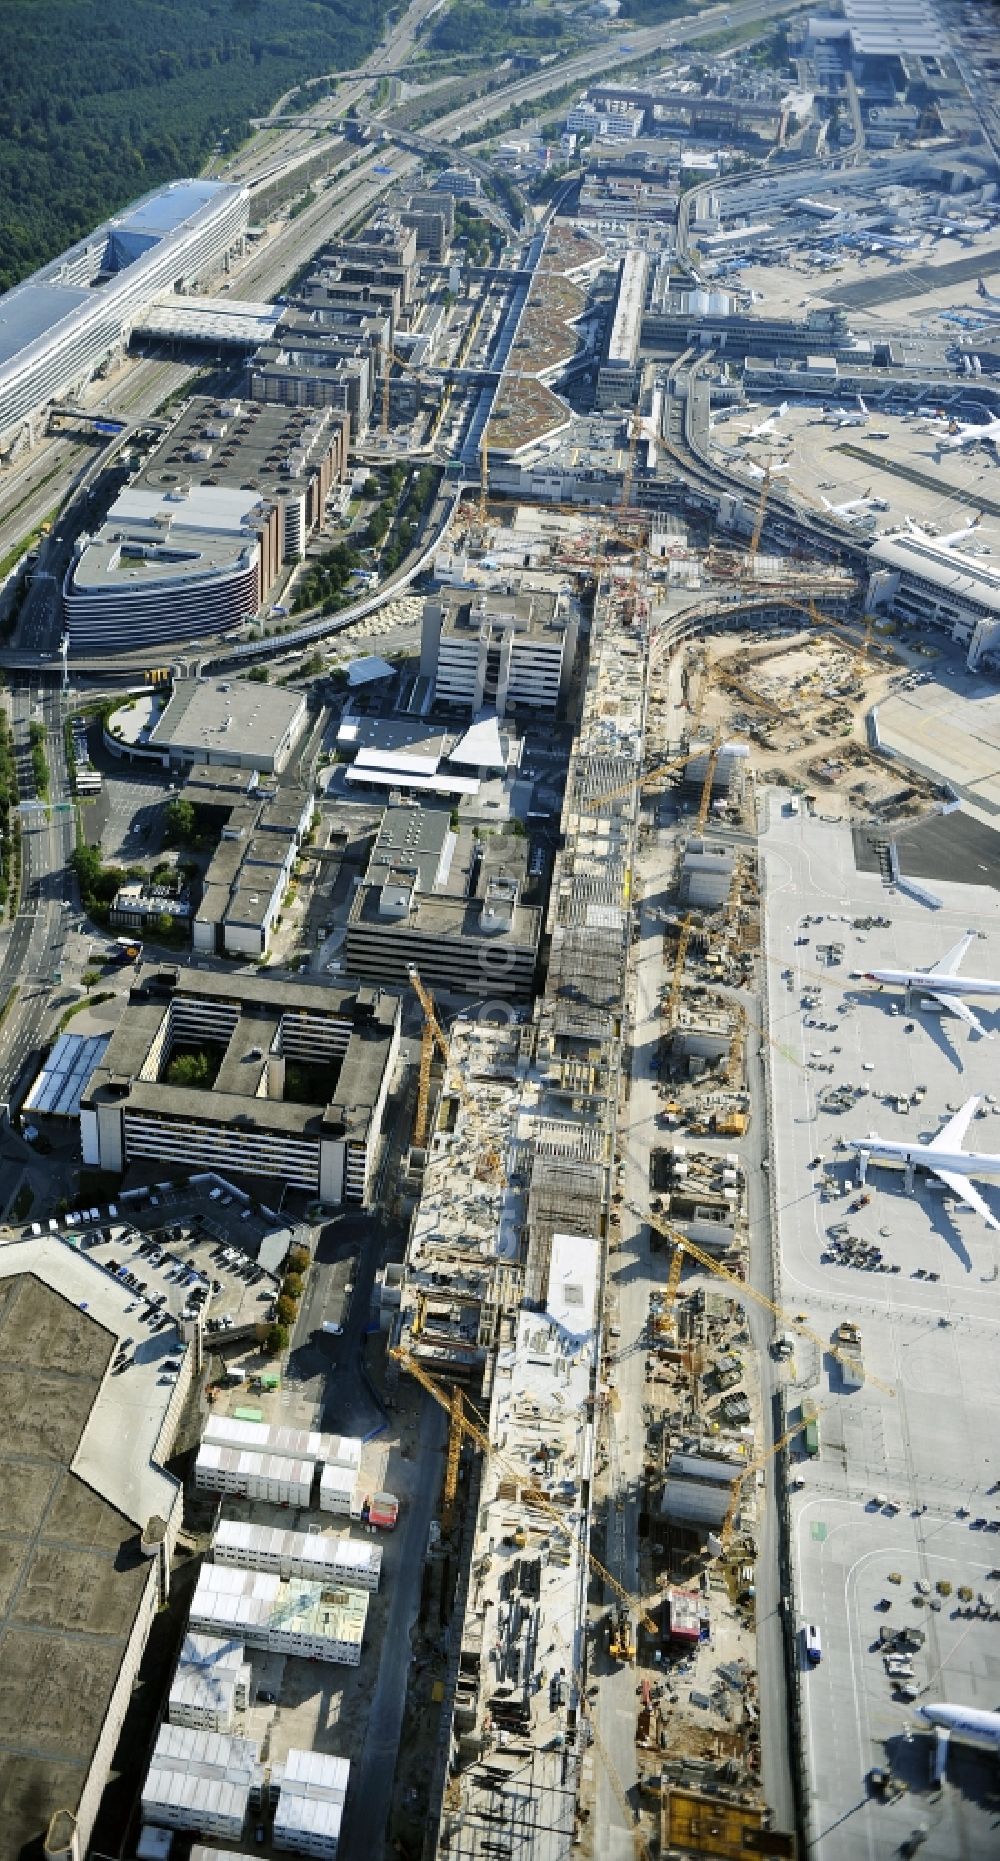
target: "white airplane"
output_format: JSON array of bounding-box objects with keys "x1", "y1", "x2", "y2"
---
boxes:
[
  {"x1": 863, "y1": 930, "x2": 999, "y2": 1038},
  {"x1": 739, "y1": 401, "x2": 788, "y2": 443},
  {"x1": 902, "y1": 515, "x2": 982, "y2": 548},
  {"x1": 936, "y1": 413, "x2": 1000, "y2": 453},
  {"x1": 821, "y1": 487, "x2": 873, "y2": 516},
  {"x1": 743, "y1": 459, "x2": 791, "y2": 482},
  {"x1": 978, "y1": 276, "x2": 1000, "y2": 305},
  {"x1": 847, "y1": 1097, "x2": 1000, "y2": 1230},
  {"x1": 917, "y1": 1702, "x2": 1000, "y2": 1781},
  {"x1": 822, "y1": 395, "x2": 869, "y2": 429}
]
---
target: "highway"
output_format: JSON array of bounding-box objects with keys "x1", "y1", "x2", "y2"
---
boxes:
[{"x1": 407, "y1": 0, "x2": 809, "y2": 144}]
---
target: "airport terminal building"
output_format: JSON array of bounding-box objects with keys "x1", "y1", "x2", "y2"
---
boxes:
[{"x1": 0, "y1": 178, "x2": 248, "y2": 457}]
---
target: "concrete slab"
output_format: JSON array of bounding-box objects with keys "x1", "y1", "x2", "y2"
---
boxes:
[
  {"x1": 761, "y1": 805, "x2": 1000, "y2": 1860},
  {"x1": 879, "y1": 677, "x2": 1000, "y2": 819}
]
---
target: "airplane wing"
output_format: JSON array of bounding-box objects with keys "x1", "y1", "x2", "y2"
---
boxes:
[
  {"x1": 928, "y1": 1097, "x2": 980, "y2": 1153},
  {"x1": 928, "y1": 932, "x2": 974, "y2": 978},
  {"x1": 926, "y1": 990, "x2": 992, "y2": 1039},
  {"x1": 928, "y1": 1167, "x2": 1000, "y2": 1231}
]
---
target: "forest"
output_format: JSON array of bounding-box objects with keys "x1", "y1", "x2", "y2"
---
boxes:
[{"x1": 0, "y1": 0, "x2": 389, "y2": 292}]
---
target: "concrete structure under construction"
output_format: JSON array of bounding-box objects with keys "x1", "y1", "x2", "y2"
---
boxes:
[
  {"x1": 79, "y1": 966, "x2": 400, "y2": 1202},
  {"x1": 431, "y1": 1231, "x2": 601, "y2": 1855},
  {"x1": 0, "y1": 1242, "x2": 187, "y2": 1858},
  {"x1": 0, "y1": 177, "x2": 248, "y2": 457}
]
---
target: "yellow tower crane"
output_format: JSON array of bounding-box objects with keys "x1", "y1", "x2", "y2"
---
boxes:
[
  {"x1": 693, "y1": 724, "x2": 725, "y2": 835},
  {"x1": 407, "y1": 966, "x2": 503, "y2": 1182},
  {"x1": 479, "y1": 420, "x2": 489, "y2": 527},
  {"x1": 390, "y1": 1345, "x2": 658, "y2": 1630},
  {"x1": 380, "y1": 346, "x2": 427, "y2": 441},
  {"x1": 650, "y1": 1215, "x2": 896, "y2": 1396},
  {"x1": 749, "y1": 462, "x2": 773, "y2": 560},
  {"x1": 717, "y1": 1406, "x2": 826, "y2": 1548}
]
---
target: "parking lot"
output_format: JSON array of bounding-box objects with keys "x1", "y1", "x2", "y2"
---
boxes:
[
  {"x1": 762, "y1": 805, "x2": 1000, "y2": 1859},
  {"x1": 49, "y1": 1192, "x2": 281, "y2": 1362}
]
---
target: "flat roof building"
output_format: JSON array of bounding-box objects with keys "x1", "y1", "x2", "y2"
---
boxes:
[
  {"x1": 79, "y1": 966, "x2": 401, "y2": 1204},
  {"x1": 64, "y1": 398, "x2": 346, "y2": 654},
  {"x1": 345, "y1": 816, "x2": 541, "y2": 1000},
  {"x1": 169, "y1": 1633, "x2": 252, "y2": 1733},
  {"x1": 596, "y1": 249, "x2": 648, "y2": 408},
  {"x1": 189, "y1": 1563, "x2": 369, "y2": 1665},
  {"x1": 150, "y1": 678, "x2": 308, "y2": 775},
  {"x1": 213, "y1": 1517, "x2": 382, "y2": 1590},
  {"x1": 0, "y1": 1243, "x2": 186, "y2": 1857},
  {"x1": 0, "y1": 178, "x2": 247, "y2": 457},
  {"x1": 419, "y1": 584, "x2": 580, "y2": 717},
  {"x1": 189, "y1": 783, "x2": 311, "y2": 962}
]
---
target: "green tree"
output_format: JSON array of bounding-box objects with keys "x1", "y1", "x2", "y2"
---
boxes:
[
  {"x1": 163, "y1": 796, "x2": 196, "y2": 845},
  {"x1": 266, "y1": 1322, "x2": 289, "y2": 1355},
  {"x1": 275, "y1": 1294, "x2": 296, "y2": 1327},
  {"x1": 165, "y1": 1050, "x2": 212, "y2": 1089}
]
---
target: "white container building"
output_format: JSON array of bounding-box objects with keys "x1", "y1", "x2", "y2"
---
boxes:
[
  {"x1": 272, "y1": 1748, "x2": 350, "y2": 1858},
  {"x1": 213, "y1": 1518, "x2": 382, "y2": 1591},
  {"x1": 194, "y1": 1443, "x2": 314, "y2": 1507},
  {"x1": 141, "y1": 1723, "x2": 261, "y2": 1840},
  {"x1": 189, "y1": 1563, "x2": 368, "y2": 1665},
  {"x1": 169, "y1": 1632, "x2": 252, "y2": 1732}
]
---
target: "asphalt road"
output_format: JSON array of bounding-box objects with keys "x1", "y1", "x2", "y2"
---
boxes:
[{"x1": 0, "y1": 682, "x2": 76, "y2": 1106}]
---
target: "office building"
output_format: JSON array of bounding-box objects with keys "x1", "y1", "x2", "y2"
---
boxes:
[
  {"x1": 64, "y1": 397, "x2": 346, "y2": 653},
  {"x1": 0, "y1": 178, "x2": 248, "y2": 457},
  {"x1": 273, "y1": 1749, "x2": 350, "y2": 1858},
  {"x1": 249, "y1": 335, "x2": 373, "y2": 433},
  {"x1": 400, "y1": 190, "x2": 454, "y2": 262},
  {"x1": 189, "y1": 1564, "x2": 369, "y2": 1665},
  {"x1": 213, "y1": 1518, "x2": 382, "y2": 1590},
  {"x1": 433, "y1": 167, "x2": 482, "y2": 200},
  {"x1": 345, "y1": 813, "x2": 541, "y2": 1000},
  {"x1": 169, "y1": 1633, "x2": 252, "y2": 1733},
  {"x1": 419, "y1": 585, "x2": 579, "y2": 716},
  {"x1": 172, "y1": 777, "x2": 311, "y2": 961},
  {"x1": 867, "y1": 528, "x2": 1000, "y2": 670},
  {"x1": 151, "y1": 679, "x2": 308, "y2": 775},
  {"x1": 595, "y1": 249, "x2": 647, "y2": 408},
  {"x1": 79, "y1": 966, "x2": 401, "y2": 1202},
  {"x1": 0, "y1": 1240, "x2": 185, "y2": 1860},
  {"x1": 141, "y1": 1723, "x2": 262, "y2": 1840}
]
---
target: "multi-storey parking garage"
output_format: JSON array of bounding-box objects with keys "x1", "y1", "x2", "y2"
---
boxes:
[{"x1": 0, "y1": 178, "x2": 248, "y2": 456}]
